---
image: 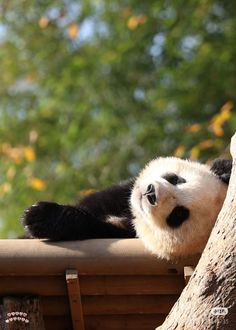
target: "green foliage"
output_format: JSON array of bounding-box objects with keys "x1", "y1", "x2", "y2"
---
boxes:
[{"x1": 0, "y1": 0, "x2": 235, "y2": 237}]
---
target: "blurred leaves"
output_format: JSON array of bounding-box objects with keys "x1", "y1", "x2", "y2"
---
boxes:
[{"x1": 0, "y1": 0, "x2": 235, "y2": 237}]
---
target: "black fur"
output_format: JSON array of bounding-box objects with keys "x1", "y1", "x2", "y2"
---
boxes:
[
  {"x1": 166, "y1": 206, "x2": 190, "y2": 228},
  {"x1": 22, "y1": 179, "x2": 136, "y2": 240},
  {"x1": 162, "y1": 173, "x2": 186, "y2": 185},
  {"x1": 210, "y1": 159, "x2": 232, "y2": 184},
  {"x1": 21, "y1": 158, "x2": 231, "y2": 240}
]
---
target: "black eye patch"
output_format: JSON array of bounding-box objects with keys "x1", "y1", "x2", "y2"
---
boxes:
[
  {"x1": 162, "y1": 173, "x2": 186, "y2": 185},
  {"x1": 166, "y1": 206, "x2": 190, "y2": 228}
]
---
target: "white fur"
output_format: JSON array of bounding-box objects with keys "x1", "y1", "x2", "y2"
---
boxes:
[
  {"x1": 106, "y1": 216, "x2": 128, "y2": 229},
  {"x1": 130, "y1": 157, "x2": 227, "y2": 259}
]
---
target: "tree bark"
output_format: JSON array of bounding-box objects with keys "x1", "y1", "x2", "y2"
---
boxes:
[
  {"x1": 0, "y1": 297, "x2": 45, "y2": 330},
  {"x1": 156, "y1": 133, "x2": 236, "y2": 330}
]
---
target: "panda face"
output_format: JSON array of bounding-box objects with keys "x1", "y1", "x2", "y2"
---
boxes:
[{"x1": 130, "y1": 157, "x2": 228, "y2": 259}]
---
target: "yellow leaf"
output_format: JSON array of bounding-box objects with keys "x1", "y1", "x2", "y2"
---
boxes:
[
  {"x1": 30, "y1": 178, "x2": 47, "y2": 191},
  {"x1": 0, "y1": 183, "x2": 11, "y2": 196},
  {"x1": 0, "y1": 144, "x2": 25, "y2": 164},
  {"x1": 221, "y1": 100, "x2": 233, "y2": 115},
  {"x1": 67, "y1": 23, "x2": 79, "y2": 39},
  {"x1": 39, "y1": 16, "x2": 49, "y2": 29},
  {"x1": 211, "y1": 124, "x2": 224, "y2": 137},
  {"x1": 127, "y1": 17, "x2": 138, "y2": 30},
  {"x1": 24, "y1": 146, "x2": 36, "y2": 162},
  {"x1": 210, "y1": 101, "x2": 233, "y2": 136},
  {"x1": 190, "y1": 146, "x2": 200, "y2": 160},
  {"x1": 174, "y1": 145, "x2": 185, "y2": 158},
  {"x1": 186, "y1": 123, "x2": 202, "y2": 133},
  {"x1": 127, "y1": 15, "x2": 147, "y2": 30},
  {"x1": 10, "y1": 147, "x2": 24, "y2": 164},
  {"x1": 198, "y1": 139, "x2": 214, "y2": 150}
]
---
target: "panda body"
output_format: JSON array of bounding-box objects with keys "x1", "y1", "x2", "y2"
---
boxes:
[{"x1": 22, "y1": 157, "x2": 231, "y2": 260}]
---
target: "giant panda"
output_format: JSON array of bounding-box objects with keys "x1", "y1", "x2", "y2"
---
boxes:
[{"x1": 22, "y1": 157, "x2": 232, "y2": 259}]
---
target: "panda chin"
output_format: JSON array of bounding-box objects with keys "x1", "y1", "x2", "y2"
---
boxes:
[{"x1": 166, "y1": 206, "x2": 190, "y2": 229}]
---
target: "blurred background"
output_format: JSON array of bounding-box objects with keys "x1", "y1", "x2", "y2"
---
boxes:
[{"x1": 0, "y1": 0, "x2": 235, "y2": 238}]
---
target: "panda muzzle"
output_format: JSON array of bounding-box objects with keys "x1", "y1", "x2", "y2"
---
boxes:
[{"x1": 143, "y1": 184, "x2": 157, "y2": 206}]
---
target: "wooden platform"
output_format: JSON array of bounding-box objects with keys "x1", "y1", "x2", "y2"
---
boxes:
[{"x1": 0, "y1": 239, "x2": 199, "y2": 330}]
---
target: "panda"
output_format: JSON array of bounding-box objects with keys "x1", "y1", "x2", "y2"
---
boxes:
[{"x1": 22, "y1": 157, "x2": 232, "y2": 259}]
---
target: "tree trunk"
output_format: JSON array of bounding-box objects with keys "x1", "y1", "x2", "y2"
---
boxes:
[
  {"x1": 0, "y1": 297, "x2": 45, "y2": 330},
  {"x1": 156, "y1": 133, "x2": 236, "y2": 330}
]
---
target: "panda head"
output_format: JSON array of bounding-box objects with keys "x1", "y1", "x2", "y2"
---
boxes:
[{"x1": 131, "y1": 157, "x2": 231, "y2": 259}]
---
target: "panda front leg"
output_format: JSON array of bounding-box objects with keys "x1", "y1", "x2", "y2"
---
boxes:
[
  {"x1": 22, "y1": 201, "x2": 134, "y2": 240},
  {"x1": 21, "y1": 179, "x2": 136, "y2": 240}
]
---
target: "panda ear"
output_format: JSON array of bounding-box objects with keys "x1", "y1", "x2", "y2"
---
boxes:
[{"x1": 210, "y1": 159, "x2": 232, "y2": 184}]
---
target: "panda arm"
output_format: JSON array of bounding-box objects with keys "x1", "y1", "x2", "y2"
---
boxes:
[{"x1": 22, "y1": 179, "x2": 136, "y2": 240}]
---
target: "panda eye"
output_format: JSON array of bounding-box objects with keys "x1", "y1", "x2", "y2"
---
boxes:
[{"x1": 162, "y1": 173, "x2": 186, "y2": 185}]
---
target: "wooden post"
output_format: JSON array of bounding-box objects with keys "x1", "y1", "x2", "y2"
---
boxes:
[
  {"x1": 66, "y1": 269, "x2": 85, "y2": 330},
  {"x1": 0, "y1": 297, "x2": 45, "y2": 330},
  {"x1": 184, "y1": 266, "x2": 195, "y2": 285}
]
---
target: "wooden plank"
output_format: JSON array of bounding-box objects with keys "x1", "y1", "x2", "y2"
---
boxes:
[
  {"x1": 0, "y1": 275, "x2": 184, "y2": 296},
  {"x1": 0, "y1": 277, "x2": 66, "y2": 296},
  {"x1": 84, "y1": 314, "x2": 166, "y2": 330},
  {"x1": 43, "y1": 316, "x2": 72, "y2": 330},
  {"x1": 82, "y1": 295, "x2": 178, "y2": 315},
  {"x1": 0, "y1": 239, "x2": 200, "y2": 276},
  {"x1": 41, "y1": 294, "x2": 178, "y2": 316},
  {"x1": 43, "y1": 314, "x2": 166, "y2": 330},
  {"x1": 41, "y1": 296, "x2": 70, "y2": 316},
  {"x1": 66, "y1": 270, "x2": 85, "y2": 330},
  {"x1": 80, "y1": 274, "x2": 184, "y2": 295}
]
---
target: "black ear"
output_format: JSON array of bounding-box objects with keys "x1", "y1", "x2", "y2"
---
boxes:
[{"x1": 210, "y1": 159, "x2": 232, "y2": 184}]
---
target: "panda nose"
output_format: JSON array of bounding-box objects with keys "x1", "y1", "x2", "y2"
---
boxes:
[{"x1": 144, "y1": 184, "x2": 157, "y2": 206}]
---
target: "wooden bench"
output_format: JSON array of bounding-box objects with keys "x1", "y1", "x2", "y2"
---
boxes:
[{"x1": 0, "y1": 239, "x2": 199, "y2": 330}]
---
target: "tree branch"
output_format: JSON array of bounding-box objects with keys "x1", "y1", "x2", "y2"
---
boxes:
[{"x1": 156, "y1": 133, "x2": 236, "y2": 330}]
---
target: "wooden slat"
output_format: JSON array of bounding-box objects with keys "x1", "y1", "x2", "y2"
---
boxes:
[
  {"x1": 41, "y1": 294, "x2": 178, "y2": 316},
  {"x1": 66, "y1": 270, "x2": 85, "y2": 330},
  {"x1": 0, "y1": 275, "x2": 184, "y2": 296},
  {"x1": 44, "y1": 316, "x2": 72, "y2": 330},
  {"x1": 0, "y1": 276, "x2": 66, "y2": 296},
  {"x1": 41, "y1": 296, "x2": 70, "y2": 316},
  {"x1": 80, "y1": 274, "x2": 184, "y2": 295},
  {"x1": 43, "y1": 314, "x2": 166, "y2": 330},
  {"x1": 84, "y1": 314, "x2": 166, "y2": 330},
  {"x1": 82, "y1": 295, "x2": 178, "y2": 315}
]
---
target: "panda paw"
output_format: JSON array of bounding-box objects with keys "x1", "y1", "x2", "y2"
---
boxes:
[{"x1": 21, "y1": 201, "x2": 63, "y2": 239}]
